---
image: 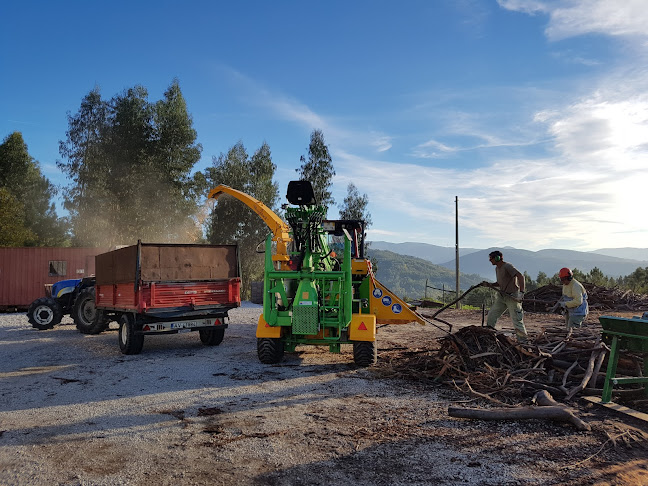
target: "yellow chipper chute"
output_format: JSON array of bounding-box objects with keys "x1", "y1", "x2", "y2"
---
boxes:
[{"x1": 208, "y1": 180, "x2": 439, "y2": 367}]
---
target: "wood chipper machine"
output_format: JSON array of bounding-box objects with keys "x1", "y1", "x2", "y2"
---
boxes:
[{"x1": 208, "y1": 180, "x2": 433, "y2": 366}]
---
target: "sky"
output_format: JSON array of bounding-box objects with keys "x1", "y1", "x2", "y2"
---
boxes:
[{"x1": 2, "y1": 0, "x2": 648, "y2": 252}]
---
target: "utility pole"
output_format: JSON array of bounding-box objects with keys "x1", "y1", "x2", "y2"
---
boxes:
[{"x1": 455, "y1": 196, "x2": 460, "y2": 309}]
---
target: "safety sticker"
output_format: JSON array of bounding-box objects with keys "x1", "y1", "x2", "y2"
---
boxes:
[
  {"x1": 381, "y1": 296, "x2": 392, "y2": 306},
  {"x1": 391, "y1": 303, "x2": 402, "y2": 314},
  {"x1": 372, "y1": 288, "x2": 383, "y2": 298}
]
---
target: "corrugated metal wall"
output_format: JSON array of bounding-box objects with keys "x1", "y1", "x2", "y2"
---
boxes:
[{"x1": 0, "y1": 248, "x2": 107, "y2": 309}]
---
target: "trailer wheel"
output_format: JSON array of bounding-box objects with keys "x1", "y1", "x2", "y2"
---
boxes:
[
  {"x1": 118, "y1": 314, "x2": 144, "y2": 355},
  {"x1": 199, "y1": 327, "x2": 225, "y2": 346},
  {"x1": 353, "y1": 341, "x2": 377, "y2": 367},
  {"x1": 73, "y1": 287, "x2": 108, "y2": 334},
  {"x1": 257, "y1": 338, "x2": 284, "y2": 364},
  {"x1": 27, "y1": 297, "x2": 63, "y2": 330}
]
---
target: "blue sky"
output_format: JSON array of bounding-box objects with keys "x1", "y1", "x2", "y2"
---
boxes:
[{"x1": 2, "y1": 0, "x2": 647, "y2": 252}]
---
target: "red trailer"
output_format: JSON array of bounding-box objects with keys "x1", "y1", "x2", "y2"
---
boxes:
[
  {"x1": 0, "y1": 247, "x2": 106, "y2": 311},
  {"x1": 94, "y1": 242, "x2": 241, "y2": 354}
]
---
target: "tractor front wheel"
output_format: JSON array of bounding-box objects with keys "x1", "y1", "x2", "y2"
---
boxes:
[
  {"x1": 257, "y1": 338, "x2": 284, "y2": 364},
  {"x1": 27, "y1": 297, "x2": 63, "y2": 330},
  {"x1": 118, "y1": 314, "x2": 144, "y2": 355},
  {"x1": 353, "y1": 341, "x2": 377, "y2": 367}
]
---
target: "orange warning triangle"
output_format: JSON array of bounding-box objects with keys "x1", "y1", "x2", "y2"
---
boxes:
[{"x1": 358, "y1": 322, "x2": 367, "y2": 330}]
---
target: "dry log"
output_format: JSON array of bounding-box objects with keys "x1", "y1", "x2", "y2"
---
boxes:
[
  {"x1": 448, "y1": 405, "x2": 590, "y2": 431},
  {"x1": 565, "y1": 349, "x2": 603, "y2": 400},
  {"x1": 588, "y1": 346, "x2": 607, "y2": 389},
  {"x1": 534, "y1": 389, "x2": 561, "y2": 406}
]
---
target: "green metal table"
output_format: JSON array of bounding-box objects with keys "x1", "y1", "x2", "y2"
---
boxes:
[{"x1": 598, "y1": 315, "x2": 648, "y2": 404}]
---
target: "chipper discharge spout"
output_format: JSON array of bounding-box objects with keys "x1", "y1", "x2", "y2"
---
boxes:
[{"x1": 208, "y1": 180, "x2": 434, "y2": 367}]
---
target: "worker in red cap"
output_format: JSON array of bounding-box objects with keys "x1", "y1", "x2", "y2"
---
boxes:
[{"x1": 558, "y1": 267, "x2": 588, "y2": 328}]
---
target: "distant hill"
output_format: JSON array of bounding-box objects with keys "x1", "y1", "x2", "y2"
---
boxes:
[
  {"x1": 368, "y1": 241, "x2": 648, "y2": 281},
  {"x1": 367, "y1": 249, "x2": 483, "y2": 299},
  {"x1": 439, "y1": 248, "x2": 648, "y2": 280},
  {"x1": 590, "y1": 248, "x2": 648, "y2": 261},
  {"x1": 369, "y1": 241, "x2": 480, "y2": 263}
]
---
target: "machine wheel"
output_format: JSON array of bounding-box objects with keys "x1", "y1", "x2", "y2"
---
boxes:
[
  {"x1": 353, "y1": 341, "x2": 377, "y2": 367},
  {"x1": 257, "y1": 338, "x2": 284, "y2": 364},
  {"x1": 27, "y1": 297, "x2": 63, "y2": 330},
  {"x1": 199, "y1": 327, "x2": 225, "y2": 346},
  {"x1": 118, "y1": 314, "x2": 144, "y2": 355},
  {"x1": 73, "y1": 287, "x2": 108, "y2": 334}
]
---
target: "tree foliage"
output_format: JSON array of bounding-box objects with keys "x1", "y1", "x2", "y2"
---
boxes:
[
  {"x1": 205, "y1": 141, "x2": 279, "y2": 299},
  {"x1": 296, "y1": 129, "x2": 335, "y2": 213},
  {"x1": 0, "y1": 188, "x2": 36, "y2": 245},
  {"x1": 338, "y1": 182, "x2": 372, "y2": 225},
  {"x1": 0, "y1": 132, "x2": 68, "y2": 246},
  {"x1": 338, "y1": 182, "x2": 373, "y2": 259},
  {"x1": 58, "y1": 80, "x2": 205, "y2": 247}
]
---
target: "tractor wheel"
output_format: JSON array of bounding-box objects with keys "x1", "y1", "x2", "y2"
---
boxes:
[
  {"x1": 73, "y1": 287, "x2": 108, "y2": 334},
  {"x1": 199, "y1": 327, "x2": 225, "y2": 346},
  {"x1": 118, "y1": 314, "x2": 144, "y2": 355},
  {"x1": 27, "y1": 297, "x2": 63, "y2": 330},
  {"x1": 257, "y1": 338, "x2": 284, "y2": 364},
  {"x1": 353, "y1": 340, "x2": 377, "y2": 367}
]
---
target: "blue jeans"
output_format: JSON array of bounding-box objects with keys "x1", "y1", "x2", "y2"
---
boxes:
[
  {"x1": 565, "y1": 311, "x2": 586, "y2": 329},
  {"x1": 487, "y1": 293, "x2": 528, "y2": 342}
]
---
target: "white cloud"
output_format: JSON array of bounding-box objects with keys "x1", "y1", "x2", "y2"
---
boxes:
[
  {"x1": 412, "y1": 139, "x2": 458, "y2": 158},
  {"x1": 547, "y1": 0, "x2": 648, "y2": 41},
  {"x1": 499, "y1": 0, "x2": 648, "y2": 42},
  {"x1": 369, "y1": 132, "x2": 392, "y2": 152}
]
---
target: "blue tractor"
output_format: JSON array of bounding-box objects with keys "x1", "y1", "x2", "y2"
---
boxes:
[{"x1": 26, "y1": 276, "x2": 106, "y2": 333}]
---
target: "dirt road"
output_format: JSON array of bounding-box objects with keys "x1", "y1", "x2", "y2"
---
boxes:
[{"x1": 1, "y1": 304, "x2": 647, "y2": 485}]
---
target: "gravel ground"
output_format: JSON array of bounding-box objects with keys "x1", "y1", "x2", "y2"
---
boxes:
[{"x1": 1, "y1": 305, "x2": 647, "y2": 485}]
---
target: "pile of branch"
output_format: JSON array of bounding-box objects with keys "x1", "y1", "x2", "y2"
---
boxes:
[
  {"x1": 523, "y1": 284, "x2": 648, "y2": 313},
  {"x1": 378, "y1": 325, "x2": 647, "y2": 411}
]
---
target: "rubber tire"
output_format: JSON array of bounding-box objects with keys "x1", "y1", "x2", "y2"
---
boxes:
[
  {"x1": 353, "y1": 340, "x2": 377, "y2": 367},
  {"x1": 199, "y1": 327, "x2": 225, "y2": 346},
  {"x1": 27, "y1": 297, "x2": 63, "y2": 330},
  {"x1": 257, "y1": 338, "x2": 284, "y2": 364},
  {"x1": 73, "y1": 287, "x2": 108, "y2": 334},
  {"x1": 118, "y1": 314, "x2": 144, "y2": 355},
  {"x1": 92, "y1": 310, "x2": 111, "y2": 334}
]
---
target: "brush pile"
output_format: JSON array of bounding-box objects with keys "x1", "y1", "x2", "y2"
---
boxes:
[
  {"x1": 378, "y1": 324, "x2": 647, "y2": 412},
  {"x1": 523, "y1": 284, "x2": 648, "y2": 313}
]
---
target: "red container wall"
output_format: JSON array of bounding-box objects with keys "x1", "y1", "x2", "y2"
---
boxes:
[{"x1": 0, "y1": 247, "x2": 107, "y2": 309}]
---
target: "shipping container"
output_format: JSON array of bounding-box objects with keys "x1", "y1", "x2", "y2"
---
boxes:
[{"x1": 0, "y1": 247, "x2": 107, "y2": 310}]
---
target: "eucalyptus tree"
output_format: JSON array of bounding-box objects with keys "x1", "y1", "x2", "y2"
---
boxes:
[
  {"x1": 58, "y1": 80, "x2": 204, "y2": 246},
  {"x1": 0, "y1": 187, "x2": 36, "y2": 246},
  {"x1": 296, "y1": 129, "x2": 335, "y2": 213},
  {"x1": 0, "y1": 131, "x2": 67, "y2": 246},
  {"x1": 339, "y1": 182, "x2": 372, "y2": 225},
  {"x1": 205, "y1": 141, "x2": 279, "y2": 298}
]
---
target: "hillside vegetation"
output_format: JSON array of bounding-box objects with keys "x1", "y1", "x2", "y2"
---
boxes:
[{"x1": 368, "y1": 249, "x2": 483, "y2": 300}]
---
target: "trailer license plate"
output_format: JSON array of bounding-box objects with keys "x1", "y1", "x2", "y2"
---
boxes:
[{"x1": 170, "y1": 319, "x2": 209, "y2": 330}]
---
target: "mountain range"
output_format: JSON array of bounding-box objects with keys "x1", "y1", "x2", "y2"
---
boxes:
[{"x1": 369, "y1": 241, "x2": 648, "y2": 280}]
